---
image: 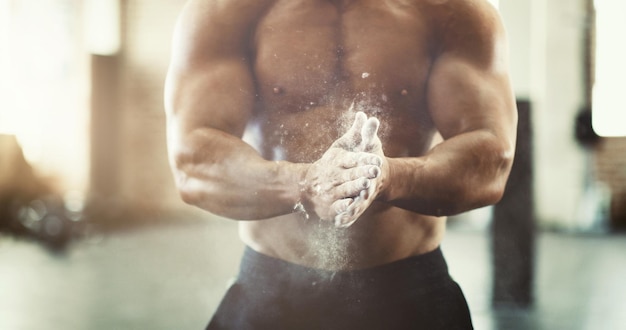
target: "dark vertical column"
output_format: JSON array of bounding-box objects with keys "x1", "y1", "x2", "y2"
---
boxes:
[
  {"x1": 90, "y1": 55, "x2": 121, "y2": 199},
  {"x1": 492, "y1": 100, "x2": 536, "y2": 308}
]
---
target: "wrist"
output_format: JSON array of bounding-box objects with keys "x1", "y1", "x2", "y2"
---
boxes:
[
  {"x1": 293, "y1": 162, "x2": 314, "y2": 218},
  {"x1": 377, "y1": 157, "x2": 395, "y2": 202},
  {"x1": 271, "y1": 160, "x2": 310, "y2": 215}
]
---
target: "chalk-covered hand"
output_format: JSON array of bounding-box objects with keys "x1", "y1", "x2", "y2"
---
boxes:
[
  {"x1": 300, "y1": 113, "x2": 382, "y2": 222},
  {"x1": 334, "y1": 112, "x2": 389, "y2": 228}
]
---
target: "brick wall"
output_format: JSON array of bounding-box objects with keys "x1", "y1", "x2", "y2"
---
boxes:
[{"x1": 594, "y1": 138, "x2": 626, "y2": 228}]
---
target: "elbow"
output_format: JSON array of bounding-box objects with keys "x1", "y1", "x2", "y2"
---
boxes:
[
  {"x1": 487, "y1": 141, "x2": 515, "y2": 205},
  {"x1": 178, "y1": 183, "x2": 197, "y2": 206},
  {"x1": 477, "y1": 179, "x2": 507, "y2": 207},
  {"x1": 168, "y1": 134, "x2": 193, "y2": 203},
  {"x1": 447, "y1": 180, "x2": 505, "y2": 216},
  {"x1": 167, "y1": 130, "x2": 239, "y2": 218},
  {"x1": 173, "y1": 169, "x2": 226, "y2": 215},
  {"x1": 170, "y1": 148, "x2": 205, "y2": 208},
  {"x1": 457, "y1": 146, "x2": 514, "y2": 212},
  {"x1": 171, "y1": 161, "x2": 249, "y2": 220},
  {"x1": 172, "y1": 167, "x2": 201, "y2": 206}
]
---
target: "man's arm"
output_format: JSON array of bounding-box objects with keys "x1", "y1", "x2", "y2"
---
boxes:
[
  {"x1": 383, "y1": 2, "x2": 517, "y2": 216},
  {"x1": 164, "y1": 0, "x2": 378, "y2": 221},
  {"x1": 343, "y1": 2, "x2": 517, "y2": 219}
]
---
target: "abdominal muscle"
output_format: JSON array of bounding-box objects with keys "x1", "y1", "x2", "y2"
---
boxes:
[{"x1": 240, "y1": 205, "x2": 446, "y2": 271}]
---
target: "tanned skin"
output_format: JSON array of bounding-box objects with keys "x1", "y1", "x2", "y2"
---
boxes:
[{"x1": 164, "y1": 0, "x2": 517, "y2": 270}]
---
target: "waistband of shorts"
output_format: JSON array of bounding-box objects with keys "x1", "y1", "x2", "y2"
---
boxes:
[{"x1": 238, "y1": 245, "x2": 450, "y2": 287}]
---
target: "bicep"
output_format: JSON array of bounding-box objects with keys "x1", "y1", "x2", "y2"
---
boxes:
[
  {"x1": 426, "y1": 56, "x2": 516, "y2": 144},
  {"x1": 164, "y1": 0, "x2": 256, "y2": 139},
  {"x1": 165, "y1": 59, "x2": 256, "y2": 138},
  {"x1": 427, "y1": 2, "x2": 517, "y2": 144}
]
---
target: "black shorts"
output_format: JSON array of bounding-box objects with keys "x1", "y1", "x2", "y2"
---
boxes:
[{"x1": 207, "y1": 246, "x2": 473, "y2": 330}]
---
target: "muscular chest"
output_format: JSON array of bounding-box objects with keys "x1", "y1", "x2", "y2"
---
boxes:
[{"x1": 253, "y1": 0, "x2": 433, "y2": 111}]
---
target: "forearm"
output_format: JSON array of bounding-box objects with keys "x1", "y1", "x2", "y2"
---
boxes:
[
  {"x1": 381, "y1": 130, "x2": 514, "y2": 216},
  {"x1": 171, "y1": 127, "x2": 306, "y2": 220}
]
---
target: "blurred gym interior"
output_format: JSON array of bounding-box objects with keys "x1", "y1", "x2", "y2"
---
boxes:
[{"x1": 1, "y1": 0, "x2": 625, "y2": 329}]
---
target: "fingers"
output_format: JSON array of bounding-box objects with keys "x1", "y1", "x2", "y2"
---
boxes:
[
  {"x1": 336, "y1": 177, "x2": 370, "y2": 197},
  {"x1": 334, "y1": 195, "x2": 365, "y2": 228},
  {"x1": 357, "y1": 153, "x2": 382, "y2": 167},
  {"x1": 351, "y1": 111, "x2": 368, "y2": 132},
  {"x1": 331, "y1": 111, "x2": 382, "y2": 155},
  {"x1": 332, "y1": 111, "x2": 367, "y2": 149},
  {"x1": 361, "y1": 117, "x2": 380, "y2": 152},
  {"x1": 327, "y1": 178, "x2": 375, "y2": 228},
  {"x1": 338, "y1": 165, "x2": 380, "y2": 184},
  {"x1": 332, "y1": 198, "x2": 353, "y2": 215},
  {"x1": 336, "y1": 151, "x2": 382, "y2": 168},
  {"x1": 335, "y1": 213, "x2": 358, "y2": 228}
]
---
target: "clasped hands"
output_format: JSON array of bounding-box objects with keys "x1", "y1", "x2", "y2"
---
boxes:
[{"x1": 300, "y1": 111, "x2": 388, "y2": 228}]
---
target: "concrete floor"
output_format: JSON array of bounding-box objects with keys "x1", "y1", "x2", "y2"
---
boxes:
[{"x1": 1, "y1": 219, "x2": 626, "y2": 330}]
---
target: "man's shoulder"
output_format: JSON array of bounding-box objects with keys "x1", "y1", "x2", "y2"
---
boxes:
[
  {"x1": 418, "y1": 0, "x2": 500, "y2": 27},
  {"x1": 419, "y1": 0, "x2": 503, "y2": 53},
  {"x1": 189, "y1": 0, "x2": 277, "y2": 22},
  {"x1": 204, "y1": 0, "x2": 277, "y2": 11}
]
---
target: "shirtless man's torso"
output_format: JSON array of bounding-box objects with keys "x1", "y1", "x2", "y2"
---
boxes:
[{"x1": 165, "y1": 0, "x2": 516, "y2": 272}]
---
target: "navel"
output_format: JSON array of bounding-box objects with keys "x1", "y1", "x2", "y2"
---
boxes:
[
  {"x1": 401, "y1": 89, "x2": 409, "y2": 96},
  {"x1": 273, "y1": 86, "x2": 283, "y2": 95}
]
